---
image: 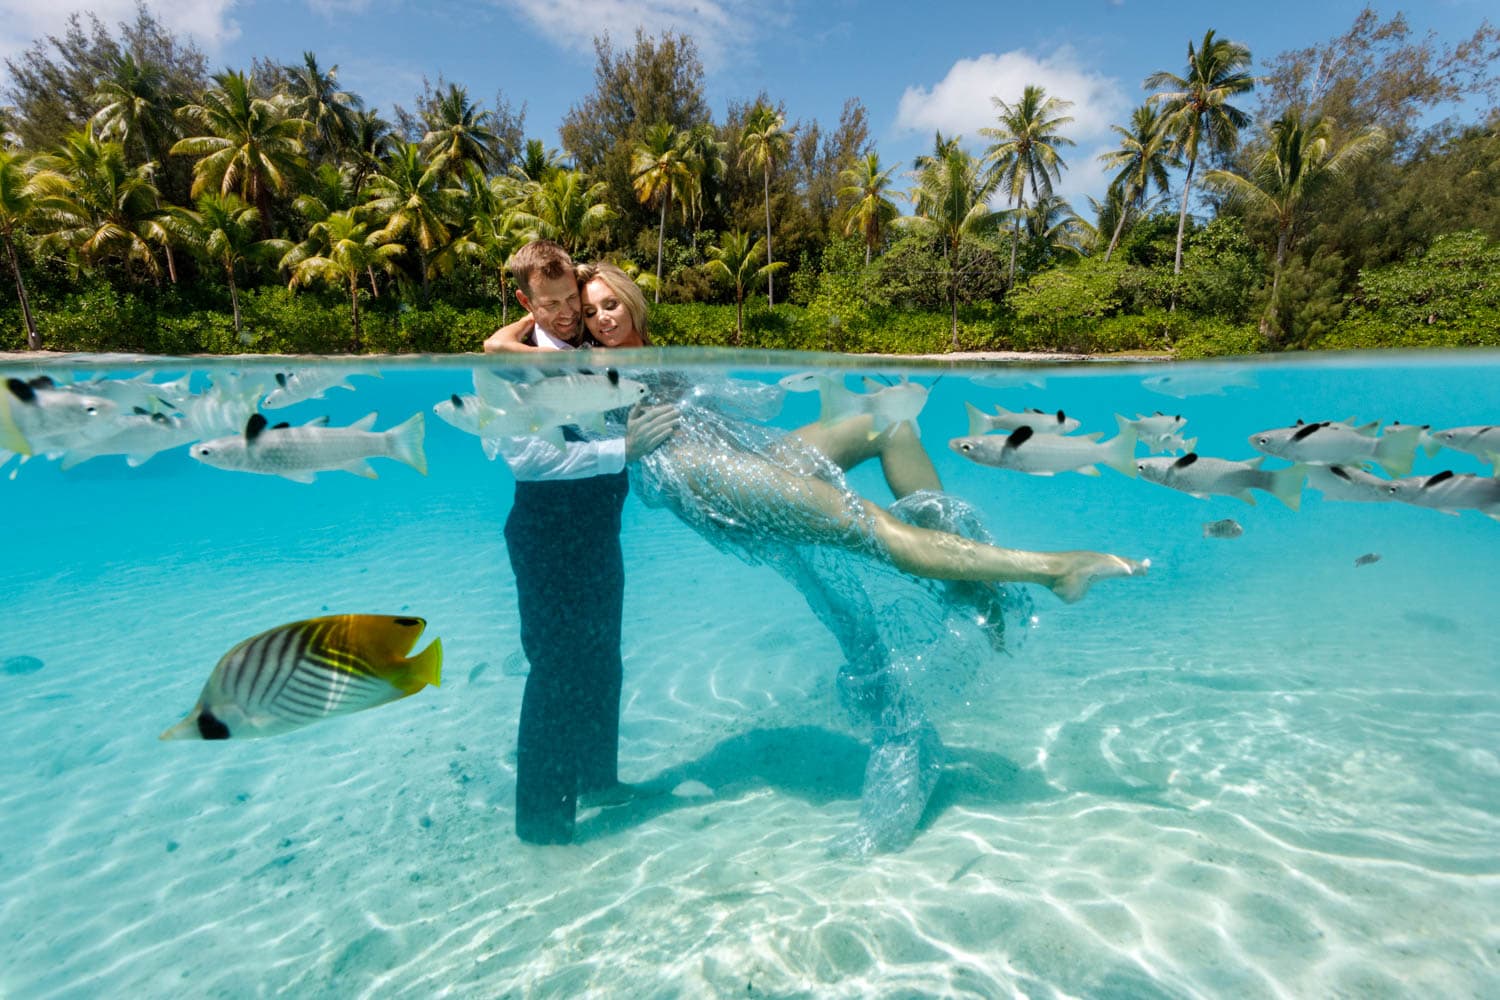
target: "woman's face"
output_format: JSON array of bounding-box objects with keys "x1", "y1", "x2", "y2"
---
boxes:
[{"x1": 581, "y1": 277, "x2": 642, "y2": 348}]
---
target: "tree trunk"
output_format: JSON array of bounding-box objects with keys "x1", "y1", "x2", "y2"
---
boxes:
[
  {"x1": 1173, "y1": 153, "x2": 1197, "y2": 276},
  {"x1": 1104, "y1": 191, "x2": 1131, "y2": 262},
  {"x1": 367, "y1": 265, "x2": 380, "y2": 298},
  {"x1": 350, "y1": 275, "x2": 362, "y2": 353},
  {"x1": 499, "y1": 270, "x2": 509, "y2": 324},
  {"x1": 227, "y1": 266, "x2": 244, "y2": 344},
  {"x1": 152, "y1": 191, "x2": 178, "y2": 284},
  {"x1": 5, "y1": 232, "x2": 39, "y2": 350},
  {"x1": 762, "y1": 165, "x2": 774, "y2": 306},
  {"x1": 735, "y1": 288, "x2": 744, "y2": 346},
  {"x1": 950, "y1": 281, "x2": 958, "y2": 350},
  {"x1": 655, "y1": 194, "x2": 666, "y2": 304}
]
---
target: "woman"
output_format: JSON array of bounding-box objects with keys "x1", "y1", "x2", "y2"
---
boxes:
[{"x1": 490, "y1": 261, "x2": 1148, "y2": 603}]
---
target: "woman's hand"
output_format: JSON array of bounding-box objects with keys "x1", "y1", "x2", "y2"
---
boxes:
[{"x1": 483, "y1": 314, "x2": 540, "y2": 353}]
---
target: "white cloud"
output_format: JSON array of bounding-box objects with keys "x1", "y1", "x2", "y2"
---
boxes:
[
  {"x1": 893, "y1": 47, "x2": 1133, "y2": 204},
  {"x1": 0, "y1": 0, "x2": 239, "y2": 82},
  {"x1": 896, "y1": 47, "x2": 1129, "y2": 146},
  {"x1": 497, "y1": 0, "x2": 758, "y2": 71}
]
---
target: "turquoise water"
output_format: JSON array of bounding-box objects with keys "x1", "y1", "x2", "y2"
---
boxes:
[{"x1": 1, "y1": 349, "x2": 1497, "y2": 998}]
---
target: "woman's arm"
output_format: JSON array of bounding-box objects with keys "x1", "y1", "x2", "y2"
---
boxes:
[{"x1": 483, "y1": 314, "x2": 541, "y2": 353}]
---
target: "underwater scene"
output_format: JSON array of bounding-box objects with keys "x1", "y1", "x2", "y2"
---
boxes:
[{"x1": 1, "y1": 348, "x2": 1497, "y2": 999}]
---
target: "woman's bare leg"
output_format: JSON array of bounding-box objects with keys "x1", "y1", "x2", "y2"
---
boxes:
[
  {"x1": 664, "y1": 441, "x2": 1146, "y2": 602},
  {"x1": 791, "y1": 416, "x2": 941, "y2": 498}
]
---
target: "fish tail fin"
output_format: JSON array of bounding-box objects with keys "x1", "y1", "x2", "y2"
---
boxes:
[
  {"x1": 160, "y1": 709, "x2": 202, "y2": 741},
  {"x1": 965, "y1": 401, "x2": 989, "y2": 437},
  {"x1": 1183, "y1": 436, "x2": 1198, "y2": 454},
  {"x1": 817, "y1": 375, "x2": 856, "y2": 423},
  {"x1": 1106, "y1": 416, "x2": 1138, "y2": 477},
  {"x1": 387, "y1": 411, "x2": 427, "y2": 475},
  {"x1": 1269, "y1": 463, "x2": 1308, "y2": 511},
  {"x1": 1374, "y1": 425, "x2": 1422, "y2": 477},
  {"x1": 393, "y1": 637, "x2": 443, "y2": 694},
  {"x1": 0, "y1": 389, "x2": 32, "y2": 455}
]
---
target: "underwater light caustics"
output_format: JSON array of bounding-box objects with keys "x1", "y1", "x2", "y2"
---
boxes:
[{"x1": 161, "y1": 615, "x2": 443, "y2": 740}]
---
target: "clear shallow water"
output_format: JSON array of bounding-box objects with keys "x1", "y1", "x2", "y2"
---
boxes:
[{"x1": 1, "y1": 349, "x2": 1497, "y2": 999}]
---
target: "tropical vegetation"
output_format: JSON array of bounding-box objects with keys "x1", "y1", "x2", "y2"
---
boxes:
[{"x1": 0, "y1": 9, "x2": 1496, "y2": 357}]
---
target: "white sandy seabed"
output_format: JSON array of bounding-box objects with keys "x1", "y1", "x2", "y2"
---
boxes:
[{"x1": 1, "y1": 476, "x2": 1498, "y2": 1000}]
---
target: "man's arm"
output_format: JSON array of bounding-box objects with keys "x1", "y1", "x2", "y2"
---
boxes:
[
  {"x1": 484, "y1": 314, "x2": 541, "y2": 353},
  {"x1": 498, "y1": 405, "x2": 679, "y2": 481}
]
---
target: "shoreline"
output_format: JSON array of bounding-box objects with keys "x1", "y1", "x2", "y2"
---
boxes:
[{"x1": 0, "y1": 348, "x2": 1174, "y2": 365}]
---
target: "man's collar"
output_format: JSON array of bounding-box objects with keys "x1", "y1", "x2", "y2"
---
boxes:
[{"x1": 533, "y1": 325, "x2": 576, "y2": 351}]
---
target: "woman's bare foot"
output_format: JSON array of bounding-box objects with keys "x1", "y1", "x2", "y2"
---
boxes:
[{"x1": 1051, "y1": 553, "x2": 1150, "y2": 603}]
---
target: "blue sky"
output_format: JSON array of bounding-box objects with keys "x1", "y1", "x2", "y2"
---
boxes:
[{"x1": 2, "y1": 1, "x2": 1493, "y2": 206}]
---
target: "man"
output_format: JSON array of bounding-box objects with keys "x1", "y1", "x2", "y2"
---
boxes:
[{"x1": 485, "y1": 240, "x2": 674, "y2": 844}]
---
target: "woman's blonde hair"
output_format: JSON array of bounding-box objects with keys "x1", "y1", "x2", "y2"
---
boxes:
[{"x1": 575, "y1": 261, "x2": 650, "y2": 346}]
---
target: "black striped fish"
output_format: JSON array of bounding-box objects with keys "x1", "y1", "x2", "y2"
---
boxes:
[{"x1": 161, "y1": 615, "x2": 442, "y2": 740}]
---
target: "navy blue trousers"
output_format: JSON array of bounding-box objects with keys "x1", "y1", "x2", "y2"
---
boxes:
[{"x1": 504, "y1": 469, "x2": 629, "y2": 844}]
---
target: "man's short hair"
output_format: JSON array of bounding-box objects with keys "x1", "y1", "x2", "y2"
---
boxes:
[{"x1": 507, "y1": 240, "x2": 574, "y2": 299}]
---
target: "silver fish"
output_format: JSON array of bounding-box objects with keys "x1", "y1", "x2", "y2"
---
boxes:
[
  {"x1": 781, "y1": 373, "x2": 928, "y2": 433},
  {"x1": 1138, "y1": 454, "x2": 1307, "y2": 509},
  {"x1": 476, "y1": 369, "x2": 646, "y2": 435},
  {"x1": 1430, "y1": 425, "x2": 1500, "y2": 468},
  {"x1": 1141, "y1": 369, "x2": 1257, "y2": 398},
  {"x1": 1354, "y1": 553, "x2": 1382, "y2": 567},
  {"x1": 262, "y1": 368, "x2": 378, "y2": 409},
  {"x1": 0, "y1": 376, "x2": 118, "y2": 454},
  {"x1": 1249, "y1": 420, "x2": 1423, "y2": 477},
  {"x1": 161, "y1": 615, "x2": 442, "y2": 740},
  {"x1": 1202, "y1": 518, "x2": 1244, "y2": 539},
  {"x1": 1306, "y1": 463, "x2": 1397, "y2": 503},
  {"x1": 949, "y1": 417, "x2": 1137, "y2": 477},
  {"x1": 1384, "y1": 470, "x2": 1500, "y2": 520},
  {"x1": 190, "y1": 411, "x2": 426, "y2": 483},
  {"x1": 1126, "y1": 412, "x2": 1197, "y2": 454},
  {"x1": 964, "y1": 402, "x2": 1080, "y2": 437}
]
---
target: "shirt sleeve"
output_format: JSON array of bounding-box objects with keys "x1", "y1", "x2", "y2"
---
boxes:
[{"x1": 498, "y1": 434, "x2": 627, "y2": 481}]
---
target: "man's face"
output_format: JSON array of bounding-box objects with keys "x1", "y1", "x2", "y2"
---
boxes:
[{"x1": 519, "y1": 273, "x2": 581, "y2": 343}]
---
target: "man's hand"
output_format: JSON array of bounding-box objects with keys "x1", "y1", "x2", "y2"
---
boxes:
[
  {"x1": 624, "y1": 404, "x2": 680, "y2": 461},
  {"x1": 483, "y1": 314, "x2": 538, "y2": 353}
]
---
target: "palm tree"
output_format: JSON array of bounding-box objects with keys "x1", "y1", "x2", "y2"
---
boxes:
[
  {"x1": 704, "y1": 230, "x2": 784, "y2": 345},
  {"x1": 903, "y1": 139, "x2": 1002, "y2": 347},
  {"x1": 346, "y1": 109, "x2": 394, "y2": 197},
  {"x1": 91, "y1": 53, "x2": 183, "y2": 281},
  {"x1": 737, "y1": 103, "x2": 793, "y2": 305},
  {"x1": 421, "y1": 84, "x2": 501, "y2": 178},
  {"x1": 445, "y1": 174, "x2": 534, "y2": 322},
  {"x1": 362, "y1": 142, "x2": 462, "y2": 300},
  {"x1": 519, "y1": 169, "x2": 613, "y2": 255},
  {"x1": 283, "y1": 52, "x2": 361, "y2": 163},
  {"x1": 631, "y1": 122, "x2": 690, "y2": 302},
  {"x1": 288, "y1": 210, "x2": 403, "y2": 351},
  {"x1": 1146, "y1": 30, "x2": 1255, "y2": 275},
  {"x1": 838, "y1": 151, "x2": 900, "y2": 265},
  {"x1": 171, "y1": 70, "x2": 307, "y2": 236},
  {"x1": 982, "y1": 85, "x2": 1075, "y2": 287},
  {"x1": 680, "y1": 123, "x2": 725, "y2": 257},
  {"x1": 31, "y1": 129, "x2": 171, "y2": 282},
  {"x1": 90, "y1": 54, "x2": 179, "y2": 169},
  {"x1": 1098, "y1": 103, "x2": 1178, "y2": 261},
  {"x1": 509, "y1": 138, "x2": 565, "y2": 185},
  {"x1": 1025, "y1": 194, "x2": 1092, "y2": 260},
  {"x1": 1204, "y1": 112, "x2": 1386, "y2": 337},
  {"x1": 0, "y1": 149, "x2": 42, "y2": 349},
  {"x1": 167, "y1": 193, "x2": 288, "y2": 342}
]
